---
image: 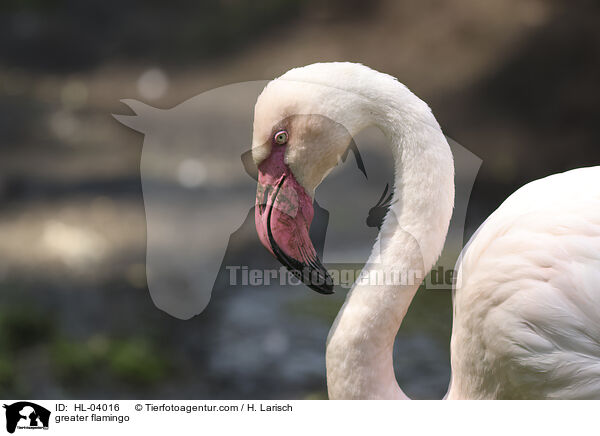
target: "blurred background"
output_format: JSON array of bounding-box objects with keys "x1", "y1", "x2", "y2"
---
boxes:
[{"x1": 0, "y1": 0, "x2": 599, "y2": 399}]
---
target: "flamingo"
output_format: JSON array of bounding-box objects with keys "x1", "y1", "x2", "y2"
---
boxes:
[{"x1": 252, "y1": 62, "x2": 600, "y2": 399}]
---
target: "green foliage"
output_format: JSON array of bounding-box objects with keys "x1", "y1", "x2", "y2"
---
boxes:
[
  {"x1": 0, "y1": 305, "x2": 56, "y2": 394},
  {"x1": 50, "y1": 339, "x2": 101, "y2": 384},
  {"x1": 0, "y1": 357, "x2": 15, "y2": 391},
  {"x1": 401, "y1": 285, "x2": 452, "y2": 345},
  {"x1": 303, "y1": 390, "x2": 328, "y2": 400},
  {"x1": 106, "y1": 340, "x2": 169, "y2": 385},
  {"x1": 0, "y1": 303, "x2": 170, "y2": 390},
  {"x1": 285, "y1": 265, "x2": 453, "y2": 345},
  {"x1": 0, "y1": 307, "x2": 55, "y2": 352},
  {"x1": 286, "y1": 294, "x2": 345, "y2": 325},
  {"x1": 50, "y1": 335, "x2": 169, "y2": 387}
]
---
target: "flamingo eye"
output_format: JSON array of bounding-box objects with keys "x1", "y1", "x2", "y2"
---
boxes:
[{"x1": 273, "y1": 130, "x2": 288, "y2": 145}]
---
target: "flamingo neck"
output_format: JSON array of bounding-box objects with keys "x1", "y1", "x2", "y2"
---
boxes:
[{"x1": 325, "y1": 86, "x2": 455, "y2": 399}]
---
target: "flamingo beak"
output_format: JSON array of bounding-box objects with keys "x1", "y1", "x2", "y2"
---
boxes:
[{"x1": 254, "y1": 147, "x2": 334, "y2": 294}]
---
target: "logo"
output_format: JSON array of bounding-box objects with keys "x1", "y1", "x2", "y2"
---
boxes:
[
  {"x1": 3, "y1": 402, "x2": 50, "y2": 434},
  {"x1": 113, "y1": 82, "x2": 482, "y2": 319}
]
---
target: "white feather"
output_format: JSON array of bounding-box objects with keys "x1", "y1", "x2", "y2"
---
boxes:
[
  {"x1": 253, "y1": 62, "x2": 600, "y2": 399},
  {"x1": 449, "y1": 167, "x2": 600, "y2": 399}
]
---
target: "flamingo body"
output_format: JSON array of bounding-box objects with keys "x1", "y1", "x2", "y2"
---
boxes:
[{"x1": 450, "y1": 166, "x2": 600, "y2": 399}]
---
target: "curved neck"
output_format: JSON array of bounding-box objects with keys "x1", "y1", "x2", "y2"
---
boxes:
[{"x1": 325, "y1": 85, "x2": 455, "y2": 399}]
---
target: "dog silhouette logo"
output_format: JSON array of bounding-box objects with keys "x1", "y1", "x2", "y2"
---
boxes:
[{"x1": 3, "y1": 402, "x2": 50, "y2": 434}]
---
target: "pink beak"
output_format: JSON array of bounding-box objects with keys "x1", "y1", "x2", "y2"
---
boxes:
[{"x1": 255, "y1": 146, "x2": 334, "y2": 294}]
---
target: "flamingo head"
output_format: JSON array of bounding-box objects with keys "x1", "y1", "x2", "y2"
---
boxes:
[{"x1": 252, "y1": 65, "x2": 369, "y2": 294}]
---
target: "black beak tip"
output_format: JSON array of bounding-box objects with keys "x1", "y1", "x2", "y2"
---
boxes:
[
  {"x1": 308, "y1": 281, "x2": 335, "y2": 295},
  {"x1": 304, "y1": 263, "x2": 335, "y2": 295}
]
